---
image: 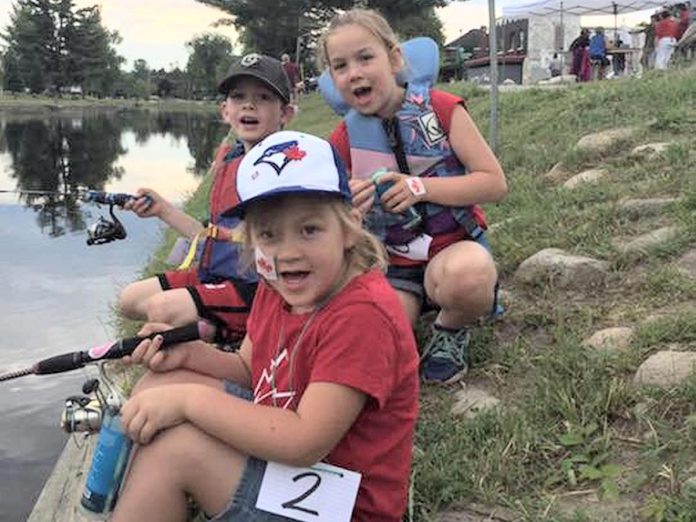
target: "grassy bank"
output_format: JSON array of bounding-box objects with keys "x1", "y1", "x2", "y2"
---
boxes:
[
  {"x1": 122, "y1": 69, "x2": 696, "y2": 521},
  {"x1": 0, "y1": 93, "x2": 218, "y2": 114}
]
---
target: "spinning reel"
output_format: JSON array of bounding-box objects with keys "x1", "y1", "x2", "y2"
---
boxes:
[
  {"x1": 83, "y1": 191, "x2": 151, "y2": 246},
  {"x1": 61, "y1": 374, "x2": 123, "y2": 434},
  {"x1": 86, "y1": 203, "x2": 127, "y2": 246}
]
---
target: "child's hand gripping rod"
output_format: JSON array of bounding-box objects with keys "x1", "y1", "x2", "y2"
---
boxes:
[{"x1": 0, "y1": 321, "x2": 216, "y2": 382}]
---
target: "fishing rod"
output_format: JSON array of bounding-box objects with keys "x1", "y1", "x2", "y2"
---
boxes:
[
  {"x1": 0, "y1": 320, "x2": 215, "y2": 383},
  {"x1": 2, "y1": 188, "x2": 152, "y2": 246},
  {"x1": 0, "y1": 188, "x2": 76, "y2": 197}
]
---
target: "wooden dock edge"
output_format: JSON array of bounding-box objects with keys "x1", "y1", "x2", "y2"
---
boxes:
[{"x1": 28, "y1": 436, "x2": 97, "y2": 522}]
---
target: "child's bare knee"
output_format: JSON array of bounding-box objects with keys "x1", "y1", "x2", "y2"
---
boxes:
[{"x1": 144, "y1": 293, "x2": 175, "y2": 323}]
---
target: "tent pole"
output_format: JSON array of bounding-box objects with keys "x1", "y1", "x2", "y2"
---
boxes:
[
  {"x1": 560, "y1": 1, "x2": 565, "y2": 71},
  {"x1": 488, "y1": 0, "x2": 499, "y2": 154}
]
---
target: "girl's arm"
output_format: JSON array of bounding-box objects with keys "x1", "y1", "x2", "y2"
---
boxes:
[
  {"x1": 418, "y1": 104, "x2": 507, "y2": 207},
  {"x1": 183, "y1": 380, "x2": 366, "y2": 466},
  {"x1": 180, "y1": 335, "x2": 253, "y2": 387},
  {"x1": 128, "y1": 330, "x2": 253, "y2": 388},
  {"x1": 123, "y1": 378, "x2": 366, "y2": 467},
  {"x1": 379, "y1": 104, "x2": 507, "y2": 213}
]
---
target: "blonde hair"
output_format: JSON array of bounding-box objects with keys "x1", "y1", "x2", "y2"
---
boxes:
[
  {"x1": 241, "y1": 195, "x2": 387, "y2": 274},
  {"x1": 318, "y1": 8, "x2": 400, "y2": 70}
]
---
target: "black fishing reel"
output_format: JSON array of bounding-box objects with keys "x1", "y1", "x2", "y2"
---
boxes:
[{"x1": 86, "y1": 203, "x2": 127, "y2": 246}]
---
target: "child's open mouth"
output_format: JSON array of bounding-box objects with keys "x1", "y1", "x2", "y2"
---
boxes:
[
  {"x1": 240, "y1": 116, "x2": 259, "y2": 125},
  {"x1": 352, "y1": 86, "x2": 372, "y2": 103},
  {"x1": 280, "y1": 270, "x2": 310, "y2": 287}
]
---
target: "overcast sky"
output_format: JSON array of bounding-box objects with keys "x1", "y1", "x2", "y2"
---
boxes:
[{"x1": 0, "y1": 0, "x2": 654, "y2": 71}]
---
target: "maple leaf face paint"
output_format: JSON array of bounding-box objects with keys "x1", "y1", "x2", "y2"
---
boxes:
[{"x1": 255, "y1": 247, "x2": 278, "y2": 280}]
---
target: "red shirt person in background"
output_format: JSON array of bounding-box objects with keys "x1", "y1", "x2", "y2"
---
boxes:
[
  {"x1": 281, "y1": 53, "x2": 301, "y2": 104},
  {"x1": 654, "y1": 10, "x2": 680, "y2": 68},
  {"x1": 676, "y1": 3, "x2": 691, "y2": 39}
]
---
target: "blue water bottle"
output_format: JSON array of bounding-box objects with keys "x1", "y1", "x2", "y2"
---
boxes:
[
  {"x1": 80, "y1": 405, "x2": 132, "y2": 516},
  {"x1": 371, "y1": 168, "x2": 422, "y2": 230}
]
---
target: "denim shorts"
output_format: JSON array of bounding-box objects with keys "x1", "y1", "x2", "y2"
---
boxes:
[{"x1": 204, "y1": 382, "x2": 296, "y2": 522}]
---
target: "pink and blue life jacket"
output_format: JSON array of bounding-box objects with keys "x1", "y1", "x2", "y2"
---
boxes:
[{"x1": 319, "y1": 37, "x2": 484, "y2": 247}]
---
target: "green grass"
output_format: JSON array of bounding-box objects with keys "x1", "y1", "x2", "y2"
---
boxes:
[{"x1": 120, "y1": 69, "x2": 696, "y2": 521}]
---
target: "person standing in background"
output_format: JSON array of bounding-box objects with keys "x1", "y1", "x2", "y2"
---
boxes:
[
  {"x1": 281, "y1": 53, "x2": 302, "y2": 106},
  {"x1": 655, "y1": 9, "x2": 680, "y2": 69},
  {"x1": 549, "y1": 52, "x2": 562, "y2": 77},
  {"x1": 641, "y1": 14, "x2": 659, "y2": 71}
]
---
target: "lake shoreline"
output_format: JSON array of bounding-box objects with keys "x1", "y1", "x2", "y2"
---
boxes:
[{"x1": 0, "y1": 94, "x2": 218, "y2": 115}]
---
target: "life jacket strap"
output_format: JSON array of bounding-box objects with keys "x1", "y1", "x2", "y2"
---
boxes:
[{"x1": 177, "y1": 224, "x2": 244, "y2": 271}]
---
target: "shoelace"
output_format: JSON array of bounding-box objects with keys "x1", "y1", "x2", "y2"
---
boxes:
[{"x1": 421, "y1": 328, "x2": 470, "y2": 366}]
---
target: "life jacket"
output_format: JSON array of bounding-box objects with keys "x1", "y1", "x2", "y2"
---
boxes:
[
  {"x1": 191, "y1": 140, "x2": 257, "y2": 284},
  {"x1": 319, "y1": 37, "x2": 485, "y2": 247}
]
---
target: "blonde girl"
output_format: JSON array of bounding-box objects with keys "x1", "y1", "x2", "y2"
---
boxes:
[
  {"x1": 320, "y1": 8, "x2": 507, "y2": 383},
  {"x1": 112, "y1": 130, "x2": 419, "y2": 522}
]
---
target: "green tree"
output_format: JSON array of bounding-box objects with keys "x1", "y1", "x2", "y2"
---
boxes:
[
  {"x1": 66, "y1": 6, "x2": 124, "y2": 95},
  {"x1": 1, "y1": 0, "x2": 123, "y2": 95},
  {"x1": 195, "y1": 0, "x2": 445, "y2": 62},
  {"x1": 185, "y1": 33, "x2": 234, "y2": 99},
  {"x1": 196, "y1": 0, "x2": 338, "y2": 58}
]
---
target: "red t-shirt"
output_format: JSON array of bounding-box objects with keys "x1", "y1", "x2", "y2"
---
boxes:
[
  {"x1": 655, "y1": 18, "x2": 680, "y2": 39},
  {"x1": 248, "y1": 270, "x2": 419, "y2": 522},
  {"x1": 329, "y1": 89, "x2": 487, "y2": 266}
]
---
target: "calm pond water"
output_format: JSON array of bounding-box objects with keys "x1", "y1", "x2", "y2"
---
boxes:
[{"x1": 0, "y1": 108, "x2": 225, "y2": 521}]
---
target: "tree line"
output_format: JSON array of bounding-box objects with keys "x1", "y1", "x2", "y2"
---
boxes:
[{"x1": 1, "y1": 0, "x2": 447, "y2": 99}]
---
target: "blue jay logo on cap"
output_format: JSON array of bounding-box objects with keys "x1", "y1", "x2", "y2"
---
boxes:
[{"x1": 253, "y1": 140, "x2": 307, "y2": 176}]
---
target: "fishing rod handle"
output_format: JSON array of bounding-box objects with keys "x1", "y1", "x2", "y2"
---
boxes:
[
  {"x1": 83, "y1": 190, "x2": 135, "y2": 207},
  {"x1": 33, "y1": 321, "x2": 216, "y2": 375},
  {"x1": 83, "y1": 191, "x2": 153, "y2": 208},
  {"x1": 103, "y1": 321, "x2": 216, "y2": 360}
]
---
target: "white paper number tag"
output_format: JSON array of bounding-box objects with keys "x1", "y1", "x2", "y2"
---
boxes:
[
  {"x1": 386, "y1": 233, "x2": 433, "y2": 261},
  {"x1": 256, "y1": 461, "x2": 361, "y2": 522}
]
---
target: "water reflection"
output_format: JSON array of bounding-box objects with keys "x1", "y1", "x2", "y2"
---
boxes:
[
  {"x1": 0, "y1": 108, "x2": 225, "y2": 521},
  {"x1": 0, "y1": 109, "x2": 225, "y2": 237}
]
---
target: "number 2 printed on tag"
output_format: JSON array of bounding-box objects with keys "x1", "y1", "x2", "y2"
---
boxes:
[{"x1": 256, "y1": 461, "x2": 361, "y2": 522}]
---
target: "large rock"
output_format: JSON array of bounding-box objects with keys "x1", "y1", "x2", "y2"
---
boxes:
[
  {"x1": 618, "y1": 197, "x2": 678, "y2": 219},
  {"x1": 630, "y1": 142, "x2": 671, "y2": 160},
  {"x1": 619, "y1": 226, "x2": 679, "y2": 255},
  {"x1": 676, "y1": 248, "x2": 696, "y2": 279},
  {"x1": 563, "y1": 168, "x2": 608, "y2": 189},
  {"x1": 634, "y1": 350, "x2": 696, "y2": 388},
  {"x1": 583, "y1": 327, "x2": 634, "y2": 353},
  {"x1": 514, "y1": 248, "x2": 609, "y2": 289},
  {"x1": 544, "y1": 161, "x2": 574, "y2": 183},
  {"x1": 575, "y1": 127, "x2": 637, "y2": 154},
  {"x1": 451, "y1": 386, "x2": 500, "y2": 419}
]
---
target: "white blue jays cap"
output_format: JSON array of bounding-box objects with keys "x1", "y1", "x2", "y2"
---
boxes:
[{"x1": 227, "y1": 130, "x2": 352, "y2": 216}]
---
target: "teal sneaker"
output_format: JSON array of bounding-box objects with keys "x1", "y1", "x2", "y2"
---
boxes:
[{"x1": 421, "y1": 324, "x2": 470, "y2": 384}]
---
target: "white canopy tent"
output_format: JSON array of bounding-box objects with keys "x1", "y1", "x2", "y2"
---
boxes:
[
  {"x1": 481, "y1": 0, "x2": 665, "y2": 151},
  {"x1": 502, "y1": 0, "x2": 666, "y2": 19}
]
